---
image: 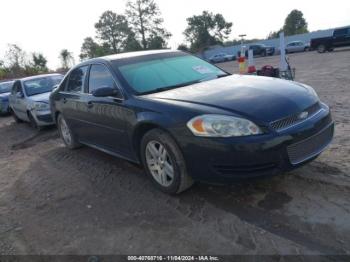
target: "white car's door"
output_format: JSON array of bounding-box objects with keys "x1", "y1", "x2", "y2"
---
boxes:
[
  {"x1": 10, "y1": 81, "x2": 27, "y2": 120},
  {"x1": 286, "y1": 43, "x2": 293, "y2": 52},
  {"x1": 295, "y1": 42, "x2": 303, "y2": 52}
]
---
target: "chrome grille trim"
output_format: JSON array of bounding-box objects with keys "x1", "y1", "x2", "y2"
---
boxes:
[
  {"x1": 287, "y1": 124, "x2": 334, "y2": 165},
  {"x1": 270, "y1": 103, "x2": 323, "y2": 132}
]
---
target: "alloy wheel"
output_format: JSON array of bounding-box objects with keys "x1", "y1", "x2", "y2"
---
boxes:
[
  {"x1": 59, "y1": 117, "x2": 72, "y2": 145},
  {"x1": 145, "y1": 141, "x2": 174, "y2": 187}
]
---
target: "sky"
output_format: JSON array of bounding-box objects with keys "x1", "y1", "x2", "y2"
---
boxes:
[{"x1": 1, "y1": 0, "x2": 349, "y2": 69}]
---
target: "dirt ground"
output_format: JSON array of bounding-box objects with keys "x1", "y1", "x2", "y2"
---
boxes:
[{"x1": 0, "y1": 49, "x2": 349, "y2": 256}]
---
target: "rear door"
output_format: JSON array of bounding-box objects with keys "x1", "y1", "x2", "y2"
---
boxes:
[{"x1": 83, "y1": 63, "x2": 130, "y2": 155}]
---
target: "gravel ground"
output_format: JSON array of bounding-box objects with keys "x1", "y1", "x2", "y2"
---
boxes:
[{"x1": 0, "y1": 49, "x2": 349, "y2": 256}]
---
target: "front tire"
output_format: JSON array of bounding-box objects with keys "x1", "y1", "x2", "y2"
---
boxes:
[
  {"x1": 28, "y1": 111, "x2": 42, "y2": 131},
  {"x1": 57, "y1": 114, "x2": 81, "y2": 149},
  {"x1": 140, "y1": 128, "x2": 193, "y2": 194}
]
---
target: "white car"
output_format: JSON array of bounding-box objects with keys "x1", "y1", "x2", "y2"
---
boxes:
[
  {"x1": 209, "y1": 53, "x2": 236, "y2": 63},
  {"x1": 285, "y1": 41, "x2": 310, "y2": 53},
  {"x1": 9, "y1": 73, "x2": 63, "y2": 129}
]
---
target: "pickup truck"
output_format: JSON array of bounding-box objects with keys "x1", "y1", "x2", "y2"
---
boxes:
[{"x1": 311, "y1": 26, "x2": 350, "y2": 53}]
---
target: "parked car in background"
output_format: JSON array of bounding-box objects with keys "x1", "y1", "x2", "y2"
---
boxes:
[
  {"x1": 285, "y1": 41, "x2": 310, "y2": 53},
  {"x1": 311, "y1": 26, "x2": 350, "y2": 53},
  {"x1": 9, "y1": 73, "x2": 63, "y2": 129},
  {"x1": 237, "y1": 44, "x2": 275, "y2": 57},
  {"x1": 50, "y1": 50, "x2": 333, "y2": 194},
  {"x1": 209, "y1": 53, "x2": 236, "y2": 63},
  {"x1": 0, "y1": 80, "x2": 15, "y2": 115}
]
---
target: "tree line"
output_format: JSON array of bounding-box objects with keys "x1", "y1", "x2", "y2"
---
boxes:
[{"x1": 0, "y1": 2, "x2": 308, "y2": 80}]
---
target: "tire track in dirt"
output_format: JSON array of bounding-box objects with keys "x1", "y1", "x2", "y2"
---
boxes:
[{"x1": 42, "y1": 145, "x2": 348, "y2": 254}]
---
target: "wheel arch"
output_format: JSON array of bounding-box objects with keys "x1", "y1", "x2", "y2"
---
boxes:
[
  {"x1": 132, "y1": 122, "x2": 164, "y2": 162},
  {"x1": 131, "y1": 119, "x2": 182, "y2": 163}
]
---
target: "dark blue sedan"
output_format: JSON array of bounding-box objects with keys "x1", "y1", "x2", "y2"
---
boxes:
[
  {"x1": 50, "y1": 50, "x2": 334, "y2": 194},
  {"x1": 0, "y1": 80, "x2": 15, "y2": 115}
]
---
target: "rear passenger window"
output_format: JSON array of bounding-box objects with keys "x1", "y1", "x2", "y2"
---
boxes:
[
  {"x1": 66, "y1": 66, "x2": 88, "y2": 93},
  {"x1": 88, "y1": 64, "x2": 115, "y2": 94}
]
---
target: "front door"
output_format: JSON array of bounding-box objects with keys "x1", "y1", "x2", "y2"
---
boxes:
[
  {"x1": 83, "y1": 64, "x2": 130, "y2": 156},
  {"x1": 333, "y1": 28, "x2": 350, "y2": 47},
  {"x1": 10, "y1": 81, "x2": 27, "y2": 120}
]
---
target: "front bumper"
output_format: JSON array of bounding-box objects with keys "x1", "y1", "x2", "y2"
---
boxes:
[
  {"x1": 176, "y1": 106, "x2": 334, "y2": 183},
  {"x1": 0, "y1": 100, "x2": 10, "y2": 114},
  {"x1": 32, "y1": 109, "x2": 54, "y2": 126}
]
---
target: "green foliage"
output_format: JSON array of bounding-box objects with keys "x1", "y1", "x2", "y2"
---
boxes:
[
  {"x1": 80, "y1": 37, "x2": 112, "y2": 60},
  {"x1": 59, "y1": 49, "x2": 74, "y2": 69},
  {"x1": 31, "y1": 53, "x2": 48, "y2": 73},
  {"x1": 267, "y1": 30, "x2": 282, "y2": 39},
  {"x1": 123, "y1": 32, "x2": 143, "y2": 52},
  {"x1": 0, "y1": 45, "x2": 51, "y2": 79},
  {"x1": 125, "y1": 0, "x2": 171, "y2": 49},
  {"x1": 184, "y1": 11, "x2": 232, "y2": 52},
  {"x1": 283, "y1": 9, "x2": 308, "y2": 36},
  {"x1": 4, "y1": 44, "x2": 26, "y2": 77},
  {"x1": 177, "y1": 44, "x2": 189, "y2": 52},
  {"x1": 95, "y1": 11, "x2": 131, "y2": 53},
  {"x1": 268, "y1": 9, "x2": 308, "y2": 39}
]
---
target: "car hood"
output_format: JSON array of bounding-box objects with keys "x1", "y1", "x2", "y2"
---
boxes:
[
  {"x1": 144, "y1": 75, "x2": 318, "y2": 123},
  {"x1": 0, "y1": 92, "x2": 10, "y2": 100},
  {"x1": 28, "y1": 92, "x2": 51, "y2": 103}
]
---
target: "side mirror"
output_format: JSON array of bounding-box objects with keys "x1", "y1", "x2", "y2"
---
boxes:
[{"x1": 92, "y1": 87, "x2": 121, "y2": 98}]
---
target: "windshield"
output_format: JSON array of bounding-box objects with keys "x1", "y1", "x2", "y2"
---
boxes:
[
  {"x1": 0, "y1": 81, "x2": 14, "y2": 94},
  {"x1": 114, "y1": 53, "x2": 227, "y2": 95},
  {"x1": 23, "y1": 75, "x2": 63, "y2": 96}
]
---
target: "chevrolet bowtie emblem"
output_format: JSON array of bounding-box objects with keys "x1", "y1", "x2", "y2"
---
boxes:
[{"x1": 298, "y1": 111, "x2": 309, "y2": 120}]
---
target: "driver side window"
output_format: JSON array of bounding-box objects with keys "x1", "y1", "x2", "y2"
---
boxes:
[
  {"x1": 88, "y1": 64, "x2": 116, "y2": 94},
  {"x1": 12, "y1": 81, "x2": 23, "y2": 96}
]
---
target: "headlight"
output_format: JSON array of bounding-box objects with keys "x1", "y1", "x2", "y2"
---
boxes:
[
  {"x1": 187, "y1": 114, "x2": 262, "y2": 137},
  {"x1": 34, "y1": 102, "x2": 50, "y2": 111}
]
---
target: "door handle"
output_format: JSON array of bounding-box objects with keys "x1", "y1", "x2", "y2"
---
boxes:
[{"x1": 87, "y1": 101, "x2": 94, "y2": 108}]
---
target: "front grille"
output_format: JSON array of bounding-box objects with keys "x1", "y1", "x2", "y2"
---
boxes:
[
  {"x1": 287, "y1": 125, "x2": 334, "y2": 165},
  {"x1": 270, "y1": 102, "x2": 322, "y2": 131}
]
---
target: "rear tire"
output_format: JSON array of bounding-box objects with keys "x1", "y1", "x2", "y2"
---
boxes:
[
  {"x1": 140, "y1": 128, "x2": 193, "y2": 194},
  {"x1": 57, "y1": 114, "x2": 81, "y2": 149},
  {"x1": 317, "y1": 44, "x2": 326, "y2": 53}
]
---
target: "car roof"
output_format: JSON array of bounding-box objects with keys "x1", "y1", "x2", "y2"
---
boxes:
[
  {"x1": 80, "y1": 49, "x2": 181, "y2": 65},
  {"x1": 101, "y1": 49, "x2": 176, "y2": 61},
  {"x1": 19, "y1": 73, "x2": 63, "y2": 82}
]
